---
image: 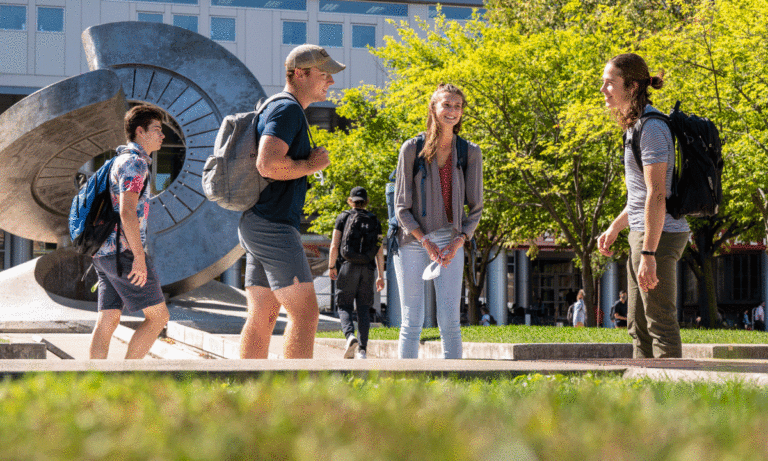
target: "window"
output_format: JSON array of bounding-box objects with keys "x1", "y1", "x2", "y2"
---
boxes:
[
  {"x1": 0, "y1": 5, "x2": 26, "y2": 31},
  {"x1": 319, "y1": 23, "x2": 342, "y2": 48},
  {"x1": 428, "y1": 5, "x2": 485, "y2": 20},
  {"x1": 173, "y1": 14, "x2": 198, "y2": 33},
  {"x1": 352, "y1": 25, "x2": 375, "y2": 48},
  {"x1": 138, "y1": 12, "x2": 164, "y2": 23},
  {"x1": 282, "y1": 21, "x2": 306, "y2": 45},
  {"x1": 37, "y1": 7, "x2": 64, "y2": 32},
  {"x1": 211, "y1": 17, "x2": 235, "y2": 41},
  {"x1": 112, "y1": 0, "x2": 197, "y2": 4},
  {"x1": 319, "y1": 0, "x2": 406, "y2": 16},
  {"x1": 212, "y1": 0, "x2": 306, "y2": 10}
]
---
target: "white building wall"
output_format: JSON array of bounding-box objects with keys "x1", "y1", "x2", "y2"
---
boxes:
[{"x1": 1, "y1": 0, "x2": 480, "y2": 96}]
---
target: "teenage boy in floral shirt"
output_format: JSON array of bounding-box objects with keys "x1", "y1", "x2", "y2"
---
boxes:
[{"x1": 89, "y1": 105, "x2": 169, "y2": 359}]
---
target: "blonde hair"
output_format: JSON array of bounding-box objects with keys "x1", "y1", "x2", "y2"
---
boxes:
[
  {"x1": 420, "y1": 83, "x2": 466, "y2": 164},
  {"x1": 577, "y1": 289, "x2": 585, "y2": 300}
]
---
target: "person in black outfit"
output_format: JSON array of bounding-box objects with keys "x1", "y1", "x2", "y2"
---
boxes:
[
  {"x1": 611, "y1": 290, "x2": 628, "y2": 328},
  {"x1": 328, "y1": 187, "x2": 385, "y2": 359}
]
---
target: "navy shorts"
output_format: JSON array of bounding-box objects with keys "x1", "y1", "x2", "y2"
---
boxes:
[
  {"x1": 238, "y1": 210, "x2": 312, "y2": 290},
  {"x1": 92, "y1": 251, "x2": 165, "y2": 312}
]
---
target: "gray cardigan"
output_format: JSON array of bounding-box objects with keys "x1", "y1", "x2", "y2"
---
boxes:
[{"x1": 394, "y1": 135, "x2": 483, "y2": 247}]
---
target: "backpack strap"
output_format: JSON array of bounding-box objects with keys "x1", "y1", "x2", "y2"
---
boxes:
[
  {"x1": 411, "y1": 135, "x2": 428, "y2": 217},
  {"x1": 255, "y1": 92, "x2": 317, "y2": 149},
  {"x1": 626, "y1": 112, "x2": 673, "y2": 173}
]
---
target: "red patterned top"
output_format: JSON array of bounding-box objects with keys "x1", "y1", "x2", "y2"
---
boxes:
[{"x1": 439, "y1": 160, "x2": 453, "y2": 223}]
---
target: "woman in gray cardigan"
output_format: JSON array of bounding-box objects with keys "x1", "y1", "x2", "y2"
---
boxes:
[{"x1": 393, "y1": 83, "x2": 483, "y2": 359}]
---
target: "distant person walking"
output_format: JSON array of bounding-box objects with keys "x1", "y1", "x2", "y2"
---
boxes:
[
  {"x1": 89, "y1": 105, "x2": 170, "y2": 360},
  {"x1": 754, "y1": 302, "x2": 765, "y2": 331},
  {"x1": 328, "y1": 186, "x2": 385, "y2": 359},
  {"x1": 610, "y1": 290, "x2": 628, "y2": 328},
  {"x1": 597, "y1": 53, "x2": 690, "y2": 358},
  {"x1": 238, "y1": 44, "x2": 344, "y2": 359},
  {"x1": 393, "y1": 83, "x2": 483, "y2": 359},
  {"x1": 572, "y1": 289, "x2": 586, "y2": 327}
]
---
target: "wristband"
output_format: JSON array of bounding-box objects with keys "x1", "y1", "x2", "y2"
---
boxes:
[{"x1": 640, "y1": 250, "x2": 656, "y2": 256}]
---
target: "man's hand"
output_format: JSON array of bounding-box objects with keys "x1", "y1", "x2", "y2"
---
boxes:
[
  {"x1": 128, "y1": 253, "x2": 148, "y2": 287},
  {"x1": 637, "y1": 255, "x2": 658, "y2": 292},
  {"x1": 307, "y1": 146, "x2": 331, "y2": 173},
  {"x1": 376, "y1": 276, "x2": 385, "y2": 292},
  {"x1": 597, "y1": 227, "x2": 619, "y2": 257}
]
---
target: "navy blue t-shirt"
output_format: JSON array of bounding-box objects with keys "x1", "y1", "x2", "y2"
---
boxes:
[{"x1": 252, "y1": 98, "x2": 311, "y2": 229}]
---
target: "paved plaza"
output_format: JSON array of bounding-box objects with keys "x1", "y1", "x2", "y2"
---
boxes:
[{"x1": 2, "y1": 260, "x2": 768, "y2": 384}]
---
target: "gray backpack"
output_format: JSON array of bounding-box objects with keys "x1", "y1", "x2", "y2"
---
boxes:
[{"x1": 202, "y1": 92, "x2": 299, "y2": 211}]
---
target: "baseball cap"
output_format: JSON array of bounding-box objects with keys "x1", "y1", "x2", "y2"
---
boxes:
[
  {"x1": 285, "y1": 44, "x2": 346, "y2": 74},
  {"x1": 349, "y1": 186, "x2": 368, "y2": 202}
]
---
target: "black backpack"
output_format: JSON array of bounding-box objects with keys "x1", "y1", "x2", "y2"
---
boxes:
[
  {"x1": 340, "y1": 209, "x2": 381, "y2": 265},
  {"x1": 385, "y1": 134, "x2": 469, "y2": 254},
  {"x1": 625, "y1": 101, "x2": 723, "y2": 219}
]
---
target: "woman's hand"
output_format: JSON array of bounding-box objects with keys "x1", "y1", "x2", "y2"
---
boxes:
[
  {"x1": 439, "y1": 237, "x2": 465, "y2": 267},
  {"x1": 421, "y1": 238, "x2": 443, "y2": 263}
]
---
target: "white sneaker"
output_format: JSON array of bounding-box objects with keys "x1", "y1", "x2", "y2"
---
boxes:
[
  {"x1": 355, "y1": 349, "x2": 367, "y2": 359},
  {"x1": 344, "y1": 335, "x2": 359, "y2": 359}
]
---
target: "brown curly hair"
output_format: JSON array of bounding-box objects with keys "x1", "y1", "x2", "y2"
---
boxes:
[{"x1": 608, "y1": 53, "x2": 664, "y2": 130}]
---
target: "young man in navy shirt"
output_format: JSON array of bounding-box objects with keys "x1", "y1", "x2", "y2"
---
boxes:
[{"x1": 238, "y1": 44, "x2": 345, "y2": 358}]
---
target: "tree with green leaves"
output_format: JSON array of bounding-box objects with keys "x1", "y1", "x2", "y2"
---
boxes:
[{"x1": 640, "y1": 0, "x2": 768, "y2": 327}]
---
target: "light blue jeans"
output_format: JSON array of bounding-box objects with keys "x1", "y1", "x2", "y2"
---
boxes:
[{"x1": 394, "y1": 227, "x2": 464, "y2": 359}]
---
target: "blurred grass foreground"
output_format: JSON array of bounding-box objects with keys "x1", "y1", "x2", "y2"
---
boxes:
[{"x1": 2, "y1": 372, "x2": 768, "y2": 460}]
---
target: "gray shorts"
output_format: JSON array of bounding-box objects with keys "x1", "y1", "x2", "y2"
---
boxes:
[
  {"x1": 92, "y1": 251, "x2": 165, "y2": 313},
  {"x1": 238, "y1": 210, "x2": 312, "y2": 290}
]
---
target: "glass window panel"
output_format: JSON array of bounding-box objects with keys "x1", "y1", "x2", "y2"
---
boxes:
[
  {"x1": 173, "y1": 14, "x2": 198, "y2": 33},
  {"x1": 212, "y1": 0, "x2": 306, "y2": 10},
  {"x1": 320, "y1": 0, "x2": 406, "y2": 17},
  {"x1": 352, "y1": 24, "x2": 375, "y2": 48},
  {"x1": 37, "y1": 7, "x2": 64, "y2": 32},
  {"x1": 138, "y1": 12, "x2": 164, "y2": 23},
  {"x1": 428, "y1": 5, "x2": 485, "y2": 20},
  {"x1": 282, "y1": 21, "x2": 306, "y2": 45},
  {"x1": 211, "y1": 17, "x2": 236, "y2": 41},
  {"x1": 113, "y1": 0, "x2": 198, "y2": 4},
  {"x1": 0, "y1": 5, "x2": 26, "y2": 31},
  {"x1": 319, "y1": 23, "x2": 342, "y2": 48}
]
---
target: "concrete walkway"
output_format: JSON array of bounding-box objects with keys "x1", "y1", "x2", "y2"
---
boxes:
[{"x1": 3, "y1": 265, "x2": 768, "y2": 384}]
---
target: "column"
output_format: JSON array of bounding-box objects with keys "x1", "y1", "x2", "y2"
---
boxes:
[
  {"x1": 220, "y1": 258, "x2": 243, "y2": 289},
  {"x1": 762, "y1": 253, "x2": 768, "y2": 331},
  {"x1": 487, "y1": 247, "x2": 508, "y2": 325},
  {"x1": 423, "y1": 280, "x2": 437, "y2": 328},
  {"x1": 515, "y1": 249, "x2": 530, "y2": 309},
  {"x1": 600, "y1": 261, "x2": 619, "y2": 327},
  {"x1": 386, "y1": 246, "x2": 401, "y2": 328},
  {"x1": 8, "y1": 233, "x2": 33, "y2": 268}
]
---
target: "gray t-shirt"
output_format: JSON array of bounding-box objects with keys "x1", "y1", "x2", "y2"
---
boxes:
[{"x1": 624, "y1": 105, "x2": 689, "y2": 233}]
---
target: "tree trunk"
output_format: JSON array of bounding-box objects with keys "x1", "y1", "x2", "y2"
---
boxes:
[{"x1": 699, "y1": 254, "x2": 718, "y2": 328}]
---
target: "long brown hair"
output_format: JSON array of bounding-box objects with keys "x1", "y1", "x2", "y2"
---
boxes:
[
  {"x1": 420, "y1": 83, "x2": 466, "y2": 163},
  {"x1": 608, "y1": 53, "x2": 664, "y2": 130}
]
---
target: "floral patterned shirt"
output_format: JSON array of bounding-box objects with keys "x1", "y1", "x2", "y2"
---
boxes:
[{"x1": 93, "y1": 143, "x2": 152, "y2": 258}]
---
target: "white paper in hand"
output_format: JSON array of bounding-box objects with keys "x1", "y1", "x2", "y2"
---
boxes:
[{"x1": 422, "y1": 261, "x2": 441, "y2": 280}]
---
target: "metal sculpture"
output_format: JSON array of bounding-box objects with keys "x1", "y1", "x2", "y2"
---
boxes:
[{"x1": 0, "y1": 22, "x2": 267, "y2": 296}]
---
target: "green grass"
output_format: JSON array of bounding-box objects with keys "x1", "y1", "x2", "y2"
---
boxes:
[
  {"x1": 316, "y1": 324, "x2": 768, "y2": 344},
  {"x1": 2, "y1": 372, "x2": 768, "y2": 460}
]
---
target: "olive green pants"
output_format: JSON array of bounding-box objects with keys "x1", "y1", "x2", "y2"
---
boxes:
[{"x1": 627, "y1": 231, "x2": 689, "y2": 358}]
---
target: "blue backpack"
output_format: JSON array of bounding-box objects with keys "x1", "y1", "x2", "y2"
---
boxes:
[
  {"x1": 385, "y1": 134, "x2": 469, "y2": 255},
  {"x1": 69, "y1": 153, "x2": 148, "y2": 272}
]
